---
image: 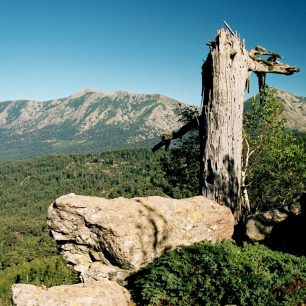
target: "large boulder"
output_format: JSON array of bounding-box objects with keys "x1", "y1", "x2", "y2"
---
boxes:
[
  {"x1": 47, "y1": 194, "x2": 234, "y2": 282},
  {"x1": 12, "y1": 280, "x2": 131, "y2": 306}
]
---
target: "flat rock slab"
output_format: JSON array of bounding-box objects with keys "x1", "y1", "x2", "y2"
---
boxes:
[
  {"x1": 48, "y1": 194, "x2": 234, "y2": 282},
  {"x1": 12, "y1": 281, "x2": 131, "y2": 306}
]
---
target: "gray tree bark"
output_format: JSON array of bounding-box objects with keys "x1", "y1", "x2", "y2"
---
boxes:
[
  {"x1": 153, "y1": 27, "x2": 299, "y2": 221},
  {"x1": 200, "y1": 30, "x2": 249, "y2": 217},
  {"x1": 200, "y1": 29, "x2": 299, "y2": 219}
]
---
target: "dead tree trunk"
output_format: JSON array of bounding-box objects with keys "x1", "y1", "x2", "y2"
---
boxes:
[
  {"x1": 153, "y1": 27, "x2": 299, "y2": 221},
  {"x1": 200, "y1": 30, "x2": 249, "y2": 217},
  {"x1": 200, "y1": 29, "x2": 299, "y2": 219}
]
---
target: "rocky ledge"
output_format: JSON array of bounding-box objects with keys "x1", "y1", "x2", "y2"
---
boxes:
[{"x1": 47, "y1": 194, "x2": 234, "y2": 283}]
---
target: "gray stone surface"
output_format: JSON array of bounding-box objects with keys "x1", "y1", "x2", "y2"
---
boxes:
[
  {"x1": 48, "y1": 194, "x2": 234, "y2": 282},
  {"x1": 12, "y1": 281, "x2": 131, "y2": 306}
]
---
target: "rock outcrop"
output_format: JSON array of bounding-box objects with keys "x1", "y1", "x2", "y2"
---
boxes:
[
  {"x1": 245, "y1": 193, "x2": 306, "y2": 256},
  {"x1": 246, "y1": 209, "x2": 289, "y2": 242},
  {"x1": 246, "y1": 194, "x2": 304, "y2": 242},
  {"x1": 47, "y1": 194, "x2": 234, "y2": 282},
  {"x1": 12, "y1": 280, "x2": 131, "y2": 306}
]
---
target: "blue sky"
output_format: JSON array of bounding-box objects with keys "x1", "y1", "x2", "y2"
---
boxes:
[{"x1": 0, "y1": 0, "x2": 305, "y2": 105}]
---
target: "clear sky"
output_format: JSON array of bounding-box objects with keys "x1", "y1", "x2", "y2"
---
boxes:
[{"x1": 0, "y1": 0, "x2": 305, "y2": 105}]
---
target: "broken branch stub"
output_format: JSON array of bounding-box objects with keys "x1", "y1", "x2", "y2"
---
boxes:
[{"x1": 152, "y1": 117, "x2": 199, "y2": 152}]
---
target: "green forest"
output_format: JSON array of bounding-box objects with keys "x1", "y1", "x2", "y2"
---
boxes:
[{"x1": 0, "y1": 90, "x2": 305, "y2": 305}]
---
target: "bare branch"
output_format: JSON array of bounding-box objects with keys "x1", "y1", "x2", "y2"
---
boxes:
[
  {"x1": 248, "y1": 46, "x2": 300, "y2": 75},
  {"x1": 152, "y1": 117, "x2": 199, "y2": 152},
  {"x1": 241, "y1": 137, "x2": 252, "y2": 213}
]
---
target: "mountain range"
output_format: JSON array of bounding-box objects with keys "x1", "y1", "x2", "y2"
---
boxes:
[
  {"x1": 0, "y1": 88, "x2": 305, "y2": 162},
  {"x1": 273, "y1": 88, "x2": 306, "y2": 131},
  {"x1": 245, "y1": 88, "x2": 306, "y2": 132},
  {"x1": 0, "y1": 89, "x2": 184, "y2": 162}
]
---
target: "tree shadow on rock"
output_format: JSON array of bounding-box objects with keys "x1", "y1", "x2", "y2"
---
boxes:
[
  {"x1": 222, "y1": 155, "x2": 239, "y2": 217},
  {"x1": 133, "y1": 199, "x2": 170, "y2": 264}
]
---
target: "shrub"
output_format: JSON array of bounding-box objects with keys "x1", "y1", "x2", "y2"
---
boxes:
[
  {"x1": 243, "y1": 89, "x2": 306, "y2": 213},
  {"x1": 127, "y1": 241, "x2": 306, "y2": 305}
]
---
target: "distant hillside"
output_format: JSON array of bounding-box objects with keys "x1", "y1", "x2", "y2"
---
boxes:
[
  {"x1": 1, "y1": 87, "x2": 304, "y2": 163},
  {"x1": 0, "y1": 89, "x2": 185, "y2": 162},
  {"x1": 245, "y1": 88, "x2": 306, "y2": 132},
  {"x1": 274, "y1": 88, "x2": 306, "y2": 132}
]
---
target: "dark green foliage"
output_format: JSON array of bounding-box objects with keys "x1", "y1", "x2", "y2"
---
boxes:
[
  {"x1": 292, "y1": 129, "x2": 306, "y2": 149},
  {"x1": 159, "y1": 105, "x2": 200, "y2": 198},
  {"x1": 244, "y1": 89, "x2": 306, "y2": 212},
  {"x1": 127, "y1": 241, "x2": 306, "y2": 306},
  {"x1": 160, "y1": 131, "x2": 199, "y2": 198}
]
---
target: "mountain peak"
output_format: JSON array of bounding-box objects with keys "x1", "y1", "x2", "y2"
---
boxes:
[
  {"x1": 0, "y1": 90, "x2": 186, "y2": 162},
  {"x1": 79, "y1": 87, "x2": 95, "y2": 93},
  {"x1": 69, "y1": 87, "x2": 96, "y2": 99}
]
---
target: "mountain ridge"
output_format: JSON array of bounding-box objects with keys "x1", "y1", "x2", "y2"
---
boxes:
[
  {"x1": 0, "y1": 90, "x2": 186, "y2": 162},
  {"x1": 0, "y1": 88, "x2": 305, "y2": 163},
  {"x1": 245, "y1": 88, "x2": 306, "y2": 132},
  {"x1": 274, "y1": 88, "x2": 306, "y2": 132}
]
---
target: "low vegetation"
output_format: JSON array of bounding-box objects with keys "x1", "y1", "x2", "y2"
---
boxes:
[{"x1": 127, "y1": 241, "x2": 306, "y2": 305}]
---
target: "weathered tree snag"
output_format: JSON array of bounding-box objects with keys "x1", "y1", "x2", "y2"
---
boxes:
[
  {"x1": 153, "y1": 27, "x2": 299, "y2": 221},
  {"x1": 200, "y1": 29, "x2": 299, "y2": 219},
  {"x1": 199, "y1": 29, "x2": 250, "y2": 218}
]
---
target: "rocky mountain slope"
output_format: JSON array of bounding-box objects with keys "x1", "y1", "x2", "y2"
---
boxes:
[
  {"x1": 0, "y1": 87, "x2": 304, "y2": 163},
  {"x1": 245, "y1": 88, "x2": 306, "y2": 132},
  {"x1": 274, "y1": 88, "x2": 306, "y2": 132},
  {"x1": 0, "y1": 89, "x2": 185, "y2": 162}
]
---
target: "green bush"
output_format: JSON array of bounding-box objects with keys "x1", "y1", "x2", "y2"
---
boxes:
[
  {"x1": 243, "y1": 89, "x2": 306, "y2": 213},
  {"x1": 127, "y1": 241, "x2": 306, "y2": 305},
  {"x1": 160, "y1": 130, "x2": 199, "y2": 198}
]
